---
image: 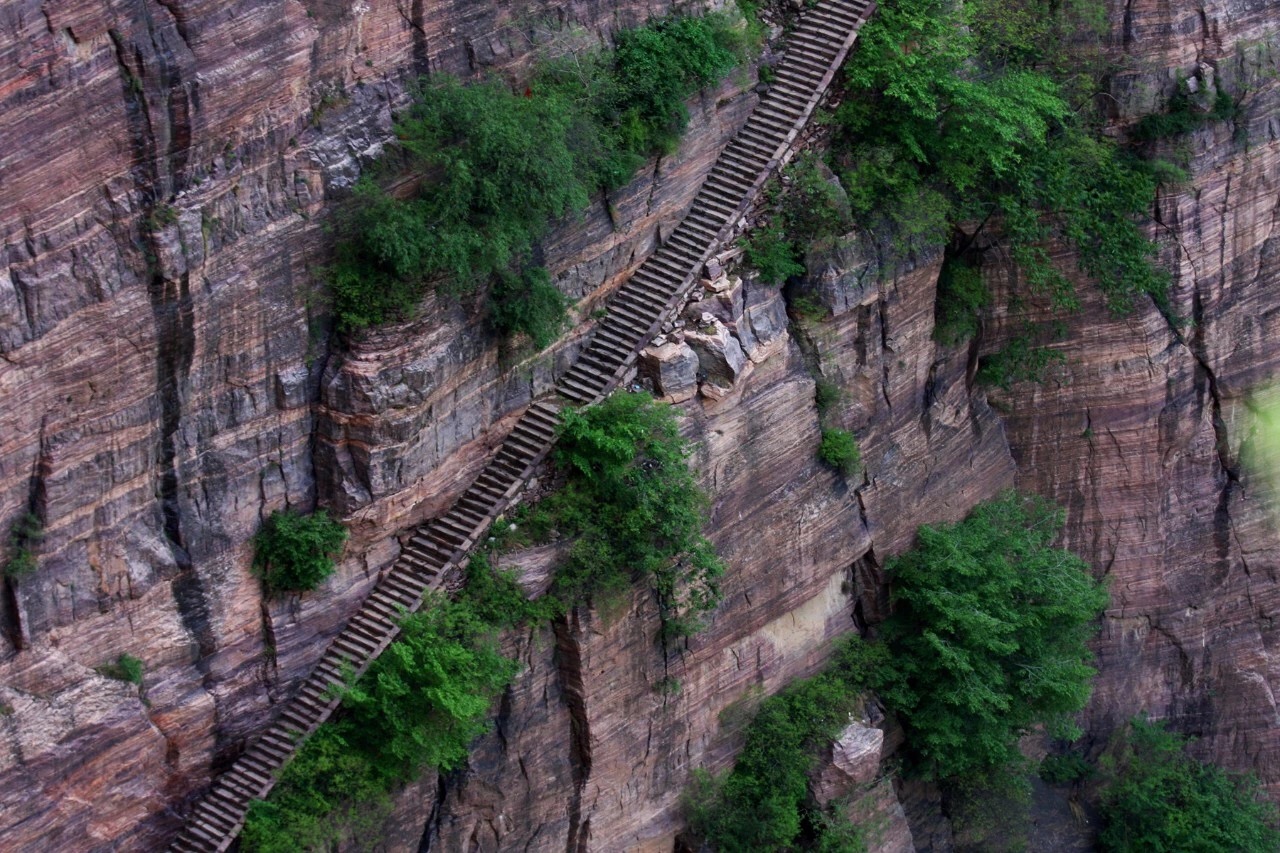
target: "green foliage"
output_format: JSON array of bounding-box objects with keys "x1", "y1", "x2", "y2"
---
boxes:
[
  {"x1": 875, "y1": 492, "x2": 1108, "y2": 780},
  {"x1": 740, "y1": 222, "x2": 805, "y2": 285},
  {"x1": 685, "y1": 636, "x2": 886, "y2": 852},
  {"x1": 610, "y1": 14, "x2": 743, "y2": 156},
  {"x1": 978, "y1": 336, "x2": 1067, "y2": 390},
  {"x1": 96, "y1": 653, "x2": 145, "y2": 686},
  {"x1": 489, "y1": 266, "x2": 571, "y2": 349},
  {"x1": 252, "y1": 509, "x2": 348, "y2": 595},
  {"x1": 4, "y1": 511, "x2": 42, "y2": 578},
  {"x1": 242, "y1": 724, "x2": 393, "y2": 853},
  {"x1": 1039, "y1": 750, "x2": 1094, "y2": 784},
  {"x1": 778, "y1": 154, "x2": 854, "y2": 246},
  {"x1": 833, "y1": 0, "x2": 1167, "y2": 327},
  {"x1": 1098, "y1": 717, "x2": 1280, "y2": 853},
  {"x1": 1132, "y1": 82, "x2": 1239, "y2": 141},
  {"x1": 541, "y1": 393, "x2": 724, "y2": 635},
  {"x1": 459, "y1": 551, "x2": 559, "y2": 628},
  {"x1": 341, "y1": 595, "x2": 520, "y2": 775},
  {"x1": 329, "y1": 12, "x2": 749, "y2": 332},
  {"x1": 242, "y1": 595, "x2": 520, "y2": 852},
  {"x1": 818, "y1": 427, "x2": 861, "y2": 475},
  {"x1": 741, "y1": 154, "x2": 853, "y2": 283},
  {"x1": 814, "y1": 378, "x2": 846, "y2": 418},
  {"x1": 934, "y1": 258, "x2": 989, "y2": 345}
]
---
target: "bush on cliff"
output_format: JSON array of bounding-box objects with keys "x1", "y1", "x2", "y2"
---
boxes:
[
  {"x1": 252, "y1": 509, "x2": 348, "y2": 594},
  {"x1": 684, "y1": 636, "x2": 887, "y2": 851},
  {"x1": 525, "y1": 392, "x2": 724, "y2": 637},
  {"x1": 828, "y1": 0, "x2": 1168, "y2": 334},
  {"x1": 874, "y1": 491, "x2": 1108, "y2": 779},
  {"x1": 1098, "y1": 717, "x2": 1280, "y2": 853},
  {"x1": 242, "y1": 594, "x2": 522, "y2": 852},
  {"x1": 328, "y1": 11, "x2": 749, "y2": 333},
  {"x1": 818, "y1": 427, "x2": 861, "y2": 475},
  {"x1": 3, "y1": 511, "x2": 42, "y2": 578}
]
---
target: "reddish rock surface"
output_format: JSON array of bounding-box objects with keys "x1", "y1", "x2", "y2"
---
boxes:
[{"x1": 0, "y1": 0, "x2": 1278, "y2": 849}]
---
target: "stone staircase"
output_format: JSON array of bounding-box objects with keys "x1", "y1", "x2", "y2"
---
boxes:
[{"x1": 168, "y1": 1, "x2": 875, "y2": 848}]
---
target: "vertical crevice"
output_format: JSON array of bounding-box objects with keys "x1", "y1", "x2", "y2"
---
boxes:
[
  {"x1": 2, "y1": 420, "x2": 51, "y2": 650},
  {"x1": 554, "y1": 609, "x2": 593, "y2": 853},
  {"x1": 111, "y1": 24, "x2": 216, "y2": 669},
  {"x1": 410, "y1": 0, "x2": 431, "y2": 74}
]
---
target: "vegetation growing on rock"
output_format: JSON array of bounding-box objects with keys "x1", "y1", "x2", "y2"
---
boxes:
[
  {"x1": 832, "y1": 0, "x2": 1168, "y2": 316},
  {"x1": 818, "y1": 427, "x2": 860, "y2": 475},
  {"x1": 329, "y1": 10, "x2": 755, "y2": 341},
  {"x1": 874, "y1": 491, "x2": 1108, "y2": 779},
  {"x1": 1098, "y1": 717, "x2": 1280, "y2": 853},
  {"x1": 3, "y1": 511, "x2": 42, "y2": 578},
  {"x1": 96, "y1": 653, "x2": 145, "y2": 686},
  {"x1": 252, "y1": 509, "x2": 348, "y2": 595},
  {"x1": 242, "y1": 586, "x2": 528, "y2": 852},
  {"x1": 685, "y1": 636, "x2": 886, "y2": 852},
  {"x1": 517, "y1": 392, "x2": 725, "y2": 638},
  {"x1": 243, "y1": 391, "x2": 723, "y2": 849}
]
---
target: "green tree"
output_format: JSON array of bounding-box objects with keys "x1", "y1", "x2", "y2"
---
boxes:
[
  {"x1": 3, "y1": 511, "x2": 42, "y2": 578},
  {"x1": 252, "y1": 509, "x2": 348, "y2": 594},
  {"x1": 685, "y1": 636, "x2": 885, "y2": 851},
  {"x1": 818, "y1": 428, "x2": 861, "y2": 475},
  {"x1": 833, "y1": 0, "x2": 1167, "y2": 322},
  {"x1": 876, "y1": 492, "x2": 1108, "y2": 779},
  {"x1": 538, "y1": 392, "x2": 724, "y2": 635},
  {"x1": 488, "y1": 266, "x2": 571, "y2": 349},
  {"x1": 1098, "y1": 717, "x2": 1280, "y2": 853},
  {"x1": 242, "y1": 595, "x2": 520, "y2": 852},
  {"x1": 328, "y1": 11, "x2": 751, "y2": 332}
]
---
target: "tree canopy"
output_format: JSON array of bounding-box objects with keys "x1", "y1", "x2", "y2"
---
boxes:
[{"x1": 876, "y1": 492, "x2": 1108, "y2": 779}]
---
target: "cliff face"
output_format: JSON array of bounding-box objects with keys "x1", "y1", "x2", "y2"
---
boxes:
[
  {"x1": 0, "y1": 0, "x2": 1278, "y2": 851},
  {"x1": 982, "y1": 0, "x2": 1280, "y2": 792},
  {"x1": 0, "y1": 0, "x2": 740, "y2": 847},
  {"x1": 421, "y1": 248, "x2": 1015, "y2": 852}
]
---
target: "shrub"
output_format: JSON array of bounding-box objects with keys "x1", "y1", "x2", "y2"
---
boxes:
[
  {"x1": 4, "y1": 511, "x2": 42, "y2": 578},
  {"x1": 329, "y1": 11, "x2": 751, "y2": 333},
  {"x1": 1131, "y1": 82, "x2": 1239, "y2": 141},
  {"x1": 833, "y1": 0, "x2": 1168, "y2": 326},
  {"x1": 242, "y1": 595, "x2": 520, "y2": 852},
  {"x1": 610, "y1": 14, "x2": 742, "y2": 156},
  {"x1": 875, "y1": 491, "x2": 1109, "y2": 779},
  {"x1": 818, "y1": 428, "x2": 861, "y2": 475},
  {"x1": 1098, "y1": 717, "x2": 1280, "y2": 853},
  {"x1": 252, "y1": 509, "x2": 348, "y2": 594},
  {"x1": 96, "y1": 653, "x2": 145, "y2": 686},
  {"x1": 814, "y1": 378, "x2": 846, "y2": 418},
  {"x1": 1039, "y1": 751, "x2": 1093, "y2": 784},
  {"x1": 740, "y1": 154, "x2": 853, "y2": 283},
  {"x1": 685, "y1": 636, "x2": 885, "y2": 851},
  {"x1": 537, "y1": 392, "x2": 724, "y2": 636},
  {"x1": 977, "y1": 335, "x2": 1066, "y2": 390},
  {"x1": 488, "y1": 266, "x2": 571, "y2": 350},
  {"x1": 740, "y1": 222, "x2": 805, "y2": 285},
  {"x1": 934, "y1": 258, "x2": 989, "y2": 345}
]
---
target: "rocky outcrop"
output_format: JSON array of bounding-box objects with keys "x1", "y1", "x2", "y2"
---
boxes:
[{"x1": 419, "y1": 236, "x2": 1015, "y2": 849}]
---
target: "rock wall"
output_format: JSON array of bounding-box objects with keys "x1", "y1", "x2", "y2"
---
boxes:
[
  {"x1": 0, "y1": 0, "x2": 748, "y2": 848},
  {"x1": 981, "y1": 0, "x2": 1280, "y2": 793},
  {"x1": 1, "y1": 0, "x2": 1278, "y2": 848},
  {"x1": 416, "y1": 245, "x2": 1015, "y2": 850}
]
